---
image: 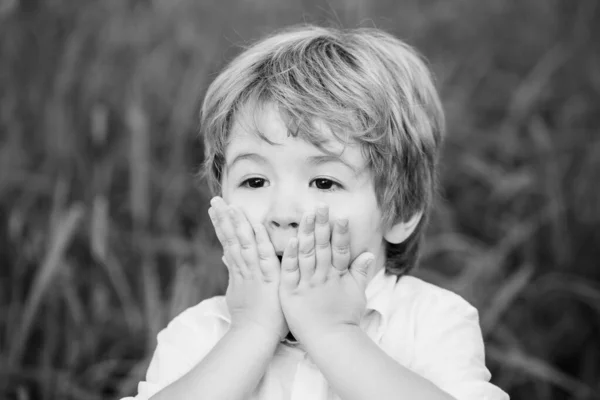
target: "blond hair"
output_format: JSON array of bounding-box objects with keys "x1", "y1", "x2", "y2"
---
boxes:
[{"x1": 200, "y1": 24, "x2": 445, "y2": 276}]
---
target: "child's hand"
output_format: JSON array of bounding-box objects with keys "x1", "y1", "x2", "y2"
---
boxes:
[
  {"x1": 278, "y1": 203, "x2": 375, "y2": 343},
  {"x1": 208, "y1": 197, "x2": 289, "y2": 341}
]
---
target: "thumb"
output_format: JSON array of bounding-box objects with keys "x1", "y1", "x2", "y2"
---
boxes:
[
  {"x1": 222, "y1": 255, "x2": 233, "y2": 287},
  {"x1": 349, "y1": 253, "x2": 376, "y2": 288}
]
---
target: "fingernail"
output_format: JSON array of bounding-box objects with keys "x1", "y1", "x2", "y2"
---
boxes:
[
  {"x1": 316, "y1": 204, "x2": 328, "y2": 221},
  {"x1": 306, "y1": 213, "x2": 316, "y2": 225},
  {"x1": 210, "y1": 197, "x2": 220, "y2": 206},
  {"x1": 337, "y1": 218, "x2": 348, "y2": 228},
  {"x1": 316, "y1": 203, "x2": 327, "y2": 215}
]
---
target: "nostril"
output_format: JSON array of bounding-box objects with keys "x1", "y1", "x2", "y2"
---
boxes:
[{"x1": 290, "y1": 222, "x2": 298, "y2": 228}]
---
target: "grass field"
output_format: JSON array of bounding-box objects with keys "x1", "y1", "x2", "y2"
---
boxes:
[{"x1": 1, "y1": 0, "x2": 599, "y2": 399}]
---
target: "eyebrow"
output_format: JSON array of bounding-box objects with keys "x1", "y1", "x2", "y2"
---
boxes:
[{"x1": 226, "y1": 152, "x2": 361, "y2": 177}]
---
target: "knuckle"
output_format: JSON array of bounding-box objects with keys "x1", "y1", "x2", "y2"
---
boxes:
[
  {"x1": 239, "y1": 240, "x2": 254, "y2": 251},
  {"x1": 225, "y1": 239, "x2": 240, "y2": 251},
  {"x1": 315, "y1": 241, "x2": 330, "y2": 250},
  {"x1": 333, "y1": 244, "x2": 350, "y2": 255},
  {"x1": 261, "y1": 274, "x2": 276, "y2": 283},
  {"x1": 257, "y1": 250, "x2": 271, "y2": 261},
  {"x1": 299, "y1": 247, "x2": 315, "y2": 257},
  {"x1": 282, "y1": 263, "x2": 298, "y2": 273}
]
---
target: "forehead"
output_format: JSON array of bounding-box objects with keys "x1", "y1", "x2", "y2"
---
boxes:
[{"x1": 227, "y1": 101, "x2": 357, "y2": 156}]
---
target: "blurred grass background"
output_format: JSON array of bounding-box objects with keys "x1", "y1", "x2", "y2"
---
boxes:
[{"x1": 0, "y1": 0, "x2": 599, "y2": 399}]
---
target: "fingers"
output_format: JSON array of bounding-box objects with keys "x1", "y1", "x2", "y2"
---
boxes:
[
  {"x1": 349, "y1": 252, "x2": 376, "y2": 290},
  {"x1": 313, "y1": 203, "x2": 332, "y2": 282},
  {"x1": 222, "y1": 255, "x2": 233, "y2": 287},
  {"x1": 297, "y1": 211, "x2": 316, "y2": 285},
  {"x1": 331, "y1": 218, "x2": 351, "y2": 273},
  {"x1": 281, "y1": 237, "x2": 299, "y2": 288},
  {"x1": 229, "y1": 205, "x2": 261, "y2": 272},
  {"x1": 209, "y1": 197, "x2": 281, "y2": 282},
  {"x1": 251, "y1": 222, "x2": 280, "y2": 281},
  {"x1": 208, "y1": 197, "x2": 252, "y2": 278}
]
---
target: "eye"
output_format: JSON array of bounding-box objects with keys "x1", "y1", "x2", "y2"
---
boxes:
[
  {"x1": 239, "y1": 177, "x2": 342, "y2": 191},
  {"x1": 240, "y1": 177, "x2": 267, "y2": 189},
  {"x1": 311, "y1": 178, "x2": 342, "y2": 192}
]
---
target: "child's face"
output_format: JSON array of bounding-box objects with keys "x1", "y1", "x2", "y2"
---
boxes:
[{"x1": 221, "y1": 102, "x2": 386, "y2": 277}]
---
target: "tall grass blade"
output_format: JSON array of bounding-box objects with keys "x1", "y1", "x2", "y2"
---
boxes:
[
  {"x1": 482, "y1": 264, "x2": 533, "y2": 334},
  {"x1": 8, "y1": 204, "x2": 84, "y2": 365},
  {"x1": 127, "y1": 100, "x2": 150, "y2": 231},
  {"x1": 488, "y1": 346, "x2": 598, "y2": 399}
]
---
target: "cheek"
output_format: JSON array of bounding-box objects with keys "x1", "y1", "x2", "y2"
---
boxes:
[
  {"x1": 329, "y1": 197, "x2": 381, "y2": 233},
  {"x1": 227, "y1": 196, "x2": 268, "y2": 225},
  {"x1": 330, "y1": 203, "x2": 383, "y2": 254},
  {"x1": 348, "y1": 216, "x2": 379, "y2": 248}
]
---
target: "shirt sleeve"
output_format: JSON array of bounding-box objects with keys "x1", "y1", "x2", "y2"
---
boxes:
[
  {"x1": 120, "y1": 297, "x2": 229, "y2": 400},
  {"x1": 410, "y1": 288, "x2": 509, "y2": 400}
]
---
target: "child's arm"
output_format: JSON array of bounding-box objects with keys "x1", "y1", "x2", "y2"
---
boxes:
[
  {"x1": 278, "y1": 204, "x2": 455, "y2": 400},
  {"x1": 300, "y1": 292, "x2": 508, "y2": 400},
  {"x1": 146, "y1": 197, "x2": 288, "y2": 400},
  {"x1": 302, "y1": 326, "x2": 455, "y2": 400},
  {"x1": 149, "y1": 324, "x2": 279, "y2": 400}
]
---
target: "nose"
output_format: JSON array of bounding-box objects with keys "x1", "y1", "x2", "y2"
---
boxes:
[
  {"x1": 266, "y1": 187, "x2": 305, "y2": 248},
  {"x1": 271, "y1": 220, "x2": 299, "y2": 229},
  {"x1": 268, "y1": 195, "x2": 302, "y2": 230}
]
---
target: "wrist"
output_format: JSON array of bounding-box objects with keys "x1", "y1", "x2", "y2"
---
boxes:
[
  {"x1": 229, "y1": 321, "x2": 282, "y2": 348},
  {"x1": 297, "y1": 323, "x2": 363, "y2": 346}
]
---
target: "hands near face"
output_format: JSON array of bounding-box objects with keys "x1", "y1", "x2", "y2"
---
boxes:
[
  {"x1": 278, "y1": 203, "x2": 375, "y2": 343},
  {"x1": 208, "y1": 197, "x2": 375, "y2": 344},
  {"x1": 208, "y1": 197, "x2": 288, "y2": 341}
]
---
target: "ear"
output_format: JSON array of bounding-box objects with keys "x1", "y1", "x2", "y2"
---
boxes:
[{"x1": 383, "y1": 211, "x2": 423, "y2": 244}]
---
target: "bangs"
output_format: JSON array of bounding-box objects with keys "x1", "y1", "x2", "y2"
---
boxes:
[
  {"x1": 224, "y1": 35, "x2": 398, "y2": 166},
  {"x1": 226, "y1": 90, "x2": 360, "y2": 162}
]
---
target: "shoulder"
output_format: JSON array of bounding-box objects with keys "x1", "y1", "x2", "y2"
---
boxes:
[
  {"x1": 157, "y1": 295, "x2": 230, "y2": 342},
  {"x1": 135, "y1": 295, "x2": 231, "y2": 398},
  {"x1": 378, "y1": 274, "x2": 479, "y2": 353},
  {"x1": 176, "y1": 295, "x2": 229, "y2": 322},
  {"x1": 380, "y1": 275, "x2": 481, "y2": 356},
  {"x1": 382, "y1": 277, "x2": 509, "y2": 399},
  {"x1": 394, "y1": 275, "x2": 478, "y2": 321},
  {"x1": 390, "y1": 276, "x2": 485, "y2": 363}
]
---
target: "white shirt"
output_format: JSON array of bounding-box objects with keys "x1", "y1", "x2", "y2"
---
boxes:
[{"x1": 122, "y1": 269, "x2": 509, "y2": 400}]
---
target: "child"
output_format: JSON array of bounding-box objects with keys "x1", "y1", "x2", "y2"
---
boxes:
[{"x1": 122, "y1": 24, "x2": 509, "y2": 400}]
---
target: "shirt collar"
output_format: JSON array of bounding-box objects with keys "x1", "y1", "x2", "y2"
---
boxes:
[{"x1": 365, "y1": 266, "x2": 397, "y2": 329}]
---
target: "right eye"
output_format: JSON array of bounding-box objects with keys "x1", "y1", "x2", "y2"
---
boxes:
[{"x1": 240, "y1": 177, "x2": 267, "y2": 189}]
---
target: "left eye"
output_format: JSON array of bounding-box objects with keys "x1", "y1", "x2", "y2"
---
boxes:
[{"x1": 312, "y1": 178, "x2": 342, "y2": 191}]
